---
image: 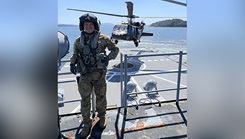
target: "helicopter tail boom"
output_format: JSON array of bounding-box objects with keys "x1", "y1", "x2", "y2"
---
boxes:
[{"x1": 142, "y1": 32, "x2": 153, "y2": 36}]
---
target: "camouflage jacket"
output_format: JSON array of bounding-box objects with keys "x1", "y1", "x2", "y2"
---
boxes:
[{"x1": 70, "y1": 31, "x2": 119, "y2": 72}]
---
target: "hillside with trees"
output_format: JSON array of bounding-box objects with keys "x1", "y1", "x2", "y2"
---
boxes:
[{"x1": 150, "y1": 19, "x2": 187, "y2": 27}]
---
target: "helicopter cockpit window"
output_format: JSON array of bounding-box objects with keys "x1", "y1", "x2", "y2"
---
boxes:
[
  {"x1": 112, "y1": 25, "x2": 119, "y2": 31},
  {"x1": 120, "y1": 25, "x2": 127, "y2": 31},
  {"x1": 113, "y1": 25, "x2": 127, "y2": 31}
]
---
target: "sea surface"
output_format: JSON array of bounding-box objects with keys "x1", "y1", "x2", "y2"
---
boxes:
[{"x1": 58, "y1": 24, "x2": 187, "y2": 53}]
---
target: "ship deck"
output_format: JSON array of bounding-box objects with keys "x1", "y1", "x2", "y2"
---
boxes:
[{"x1": 58, "y1": 47, "x2": 187, "y2": 139}]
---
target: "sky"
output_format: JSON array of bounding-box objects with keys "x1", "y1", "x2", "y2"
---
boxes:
[{"x1": 58, "y1": 0, "x2": 187, "y2": 25}]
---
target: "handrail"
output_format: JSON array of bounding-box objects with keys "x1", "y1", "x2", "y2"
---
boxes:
[
  {"x1": 120, "y1": 51, "x2": 187, "y2": 109},
  {"x1": 127, "y1": 52, "x2": 187, "y2": 58},
  {"x1": 128, "y1": 70, "x2": 187, "y2": 76},
  {"x1": 58, "y1": 99, "x2": 81, "y2": 104},
  {"x1": 126, "y1": 87, "x2": 187, "y2": 95},
  {"x1": 57, "y1": 51, "x2": 187, "y2": 110}
]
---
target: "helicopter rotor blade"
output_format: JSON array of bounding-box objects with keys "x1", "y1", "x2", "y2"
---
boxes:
[
  {"x1": 125, "y1": 1, "x2": 133, "y2": 18},
  {"x1": 67, "y1": 8, "x2": 128, "y2": 18},
  {"x1": 161, "y1": 0, "x2": 187, "y2": 6},
  {"x1": 139, "y1": 16, "x2": 186, "y2": 18}
]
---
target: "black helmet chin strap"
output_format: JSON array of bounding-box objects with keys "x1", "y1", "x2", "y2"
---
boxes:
[{"x1": 84, "y1": 31, "x2": 96, "y2": 35}]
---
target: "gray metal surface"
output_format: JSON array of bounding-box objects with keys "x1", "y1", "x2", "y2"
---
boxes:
[
  {"x1": 58, "y1": 47, "x2": 187, "y2": 138},
  {"x1": 60, "y1": 101, "x2": 187, "y2": 139}
]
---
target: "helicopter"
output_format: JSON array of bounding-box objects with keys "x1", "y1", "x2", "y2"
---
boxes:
[
  {"x1": 68, "y1": 1, "x2": 161, "y2": 47},
  {"x1": 161, "y1": 0, "x2": 187, "y2": 7}
]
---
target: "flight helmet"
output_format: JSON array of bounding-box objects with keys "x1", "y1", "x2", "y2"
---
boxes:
[{"x1": 79, "y1": 13, "x2": 100, "y2": 31}]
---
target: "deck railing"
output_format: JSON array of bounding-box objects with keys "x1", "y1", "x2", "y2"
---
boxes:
[
  {"x1": 120, "y1": 51, "x2": 187, "y2": 109},
  {"x1": 57, "y1": 51, "x2": 187, "y2": 113}
]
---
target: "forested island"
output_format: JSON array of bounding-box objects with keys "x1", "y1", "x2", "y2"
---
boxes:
[{"x1": 150, "y1": 19, "x2": 187, "y2": 27}]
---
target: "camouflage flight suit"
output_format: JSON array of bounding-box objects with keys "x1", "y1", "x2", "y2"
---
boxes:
[{"x1": 70, "y1": 31, "x2": 119, "y2": 127}]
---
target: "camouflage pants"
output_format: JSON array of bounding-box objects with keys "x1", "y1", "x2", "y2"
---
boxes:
[{"x1": 78, "y1": 70, "x2": 107, "y2": 127}]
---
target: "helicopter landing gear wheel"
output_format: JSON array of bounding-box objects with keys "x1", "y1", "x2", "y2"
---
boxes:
[
  {"x1": 111, "y1": 37, "x2": 118, "y2": 44},
  {"x1": 134, "y1": 41, "x2": 139, "y2": 47}
]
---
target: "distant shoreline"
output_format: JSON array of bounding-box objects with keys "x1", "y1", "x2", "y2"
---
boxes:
[
  {"x1": 58, "y1": 23, "x2": 114, "y2": 27},
  {"x1": 58, "y1": 23, "x2": 187, "y2": 28},
  {"x1": 58, "y1": 24, "x2": 78, "y2": 27}
]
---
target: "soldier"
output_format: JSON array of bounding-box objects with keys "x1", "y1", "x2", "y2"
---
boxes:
[{"x1": 70, "y1": 13, "x2": 119, "y2": 138}]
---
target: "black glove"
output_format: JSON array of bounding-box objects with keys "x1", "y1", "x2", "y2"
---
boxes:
[
  {"x1": 70, "y1": 64, "x2": 76, "y2": 75},
  {"x1": 101, "y1": 56, "x2": 109, "y2": 66}
]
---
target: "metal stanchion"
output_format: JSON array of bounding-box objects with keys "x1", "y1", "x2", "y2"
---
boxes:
[{"x1": 176, "y1": 51, "x2": 183, "y2": 104}]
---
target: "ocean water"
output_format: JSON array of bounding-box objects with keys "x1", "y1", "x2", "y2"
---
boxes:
[{"x1": 58, "y1": 24, "x2": 187, "y2": 53}]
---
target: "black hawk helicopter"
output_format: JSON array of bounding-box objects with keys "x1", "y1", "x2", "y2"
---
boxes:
[{"x1": 68, "y1": 1, "x2": 170, "y2": 47}]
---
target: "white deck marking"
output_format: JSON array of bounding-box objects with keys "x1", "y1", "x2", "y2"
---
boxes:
[
  {"x1": 151, "y1": 75, "x2": 187, "y2": 87},
  {"x1": 106, "y1": 72, "x2": 117, "y2": 83},
  {"x1": 131, "y1": 77, "x2": 143, "y2": 92},
  {"x1": 71, "y1": 104, "x2": 81, "y2": 113}
]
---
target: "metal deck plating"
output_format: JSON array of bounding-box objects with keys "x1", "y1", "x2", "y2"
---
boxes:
[{"x1": 58, "y1": 47, "x2": 187, "y2": 139}]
